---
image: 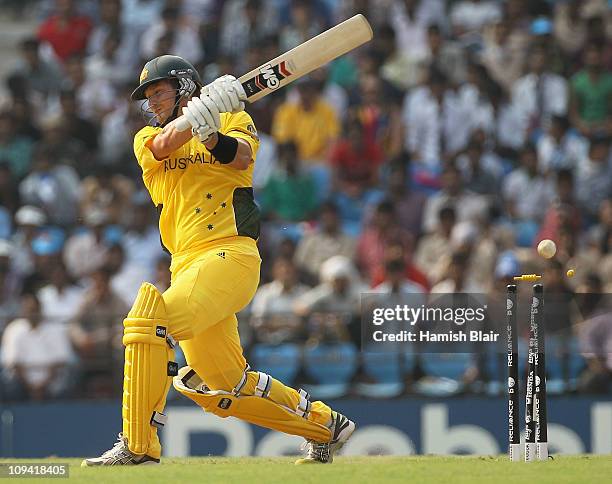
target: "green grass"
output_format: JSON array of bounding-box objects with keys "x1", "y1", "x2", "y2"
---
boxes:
[{"x1": 0, "y1": 456, "x2": 609, "y2": 483}]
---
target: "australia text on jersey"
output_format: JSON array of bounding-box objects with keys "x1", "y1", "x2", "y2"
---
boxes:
[{"x1": 163, "y1": 152, "x2": 218, "y2": 172}]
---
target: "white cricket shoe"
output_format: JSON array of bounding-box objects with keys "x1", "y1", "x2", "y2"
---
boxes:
[
  {"x1": 81, "y1": 433, "x2": 160, "y2": 466},
  {"x1": 295, "y1": 411, "x2": 356, "y2": 464}
]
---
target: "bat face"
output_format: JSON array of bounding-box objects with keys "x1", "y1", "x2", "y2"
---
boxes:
[{"x1": 242, "y1": 61, "x2": 295, "y2": 98}]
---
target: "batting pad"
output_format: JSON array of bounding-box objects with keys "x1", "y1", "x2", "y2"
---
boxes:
[
  {"x1": 173, "y1": 366, "x2": 332, "y2": 443},
  {"x1": 122, "y1": 283, "x2": 176, "y2": 457}
]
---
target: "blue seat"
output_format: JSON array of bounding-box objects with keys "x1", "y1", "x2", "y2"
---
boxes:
[
  {"x1": 420, "y1": 353, "x2": 473, "y2": 380},
  {"x1": 251, "y1": 343, "x2": 301, "y2": 386},
  {"x1": 545, "y1": 336, "x2": 585, "y2": 393},
  {"x1": 362, "y1": 349, "x2": 402, "y2": 384},
  {"x1": 303, "y1": 342, "x2": 358, "y2": 384}
]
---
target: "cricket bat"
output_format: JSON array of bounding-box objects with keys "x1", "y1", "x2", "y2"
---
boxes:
[{"x1": 175, "y1": 14, "x2": 373, "y2": 132}]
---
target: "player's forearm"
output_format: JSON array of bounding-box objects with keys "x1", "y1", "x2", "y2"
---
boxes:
[
  {"x1": 205, "y1": 134, "x2": 253, "y2": 170},
  {"x1": 148, "y1": 119, "x2": 194, "y2": 160}
]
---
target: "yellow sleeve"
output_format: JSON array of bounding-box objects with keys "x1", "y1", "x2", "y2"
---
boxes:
[
  {"x1": 133, "y1": 125, "x2": 164, "y2": 204},
  {"x1": 220, "y1": 111, "x2": 260, "y2": 160}
]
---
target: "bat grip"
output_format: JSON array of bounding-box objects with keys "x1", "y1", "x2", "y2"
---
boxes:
[{"x1": 174, "y1": 115, "x2": 192, "y2": 132}]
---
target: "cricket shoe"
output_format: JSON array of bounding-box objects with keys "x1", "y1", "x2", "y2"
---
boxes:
[
  {"x1": 295, "y1": 411, "x2": 355, "y2": 464},
  {"x1": 81, "y1": 433, "x2": 160, "y2": 466}
]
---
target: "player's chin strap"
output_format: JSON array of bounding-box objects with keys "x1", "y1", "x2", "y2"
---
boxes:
[{"x1": 160, "y1": 71, "x2": 198, "y2": 128}]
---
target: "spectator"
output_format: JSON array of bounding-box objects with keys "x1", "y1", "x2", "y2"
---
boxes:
[
  {"x1": 294, "y1": 201, "x2": 356, "y2": 281},
  {"x1": 537, "y1": 115, "x2": 589, "y2": 174},
  {"x1": 356, "y1": 200, "x2": 413, "y2": 282},
  {"x1": 402, "y1": 68, "x2": 469, "y2": 168},
  {"x1": 260, "y1": 141, "x2": 318, "y2": 223},
  {"x1": 377, "y1": 23, "x2": 417, "y2": 91},
  {"x1": 576, "y1": 136, "x2": 612, "y2": 222},
  {"x1": 37, "y1": 0, "x2": 93, "y2": 63},
  {"x1": 220, "y1": 0, "x2": 278, "y2": 65},
  {"x1": 85, "y1": 28, "x2": 134, "y2": 88},
  {"x1": 87, "y1": 0, "x2": 139, "y2": 78},
  {"x1": 56, "y1": 88, "x2": 99, "y2": 153},
  {"x1": 389, "y1": 0, "x2": 447, "y2": 62},
  {"x1": 37, "y1": 115, "x2": 89, "y2": 171},
  {"x1": 62, "y1": 209, "x2": 112, "y2": 279},
  {"x1": 570, "y1": 42, "x2": 612, "y2": 138},
  {"x1": 295, "y1": 255, "x2": 364, "y2": 343},
  {"x1": 0, "y1": 111, "x2": 35, "y2": 180},
  {"x1": 21, "y1": 227, "x2": 65, "y2": 295},
  {"x1": 9, "y1": 37, "x2": 63, "y2": 100},
  {"x1": 140, "y1": 6, "x2": 203, "y2": 65},
  {"x1": 430, "y1": 251, "x2": 483, "y2": 293},
  {"x1": 60, "y1": 54, "x2": 116, "y2": 122},
  {"x1": 537, "y1": 169, "x2": 582, "y2": 245},
  {"x1": 10, "y1": 206, "x2": 46, "y2": 278},
  {"x1": 423, "y1": 23, "x2": 467, "y2": 87},
  {"x1": 450, "y1": 0, "x2": 502, "y2": 36},
  {"x1": 37, "y1": 261, "x2": 84, "y2": 326},
  {"x1": 120, "y1": 0, "x2": 164, "y2": 36},
  {"x1": 272, "y1": 77, "x2": 340, "y2": 163},
  {"x1": 422, "y1": 163, "x2": 489, "y2": 234},
  {"x1": 19, "y1": 144, "x2": 80, "y2": 227},
  {"x1": 69, "y1": 267, "x2": 128, "y2": 395},
  {"x1": 384, "y1": 160, "x2": 427, "y2": 237},
  {"x1": 455, "y1": 134, "x2": 503, "y2": 196},
  {"x1": 1, "y1": 293, "x2": 75, "y2": 401},
  {"x1": 329, "y1": 113, "x2": 383, "y2": 193},
  {"x1": 512, "y1": 44, "x2": 568, "y2": 142},
  {"x1": 0, "y1": 240, "x2": 20, "y2": 330},
  {"x1": 372, "y1": 258, "x2": 426, "y2": 295},
  {"x1": 250, "y1": 256, "x2": 310, "y2": 344},
  {"x1": 0, "y1": 162, "x2": 19, "y2": 216},
  {"x1": 415, "y1": 205, "x2": 456, "y2": 285},
  {"x1": 502, "y1": 144, "x2": 555, "y2": 245},
  {"x1": 279, "y1": 0, "x2": 324, "y2": 52},
  {"x1": 480, "y1": 15, "x2": 529, "y2": 92}
]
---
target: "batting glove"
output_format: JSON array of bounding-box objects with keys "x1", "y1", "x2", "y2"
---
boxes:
[
  {"x1": 201, "y1": 75, "x2": 246, "y2": 113},
  {"x1": 182, "y1": 96, "x2": 221, "y2": 142}
]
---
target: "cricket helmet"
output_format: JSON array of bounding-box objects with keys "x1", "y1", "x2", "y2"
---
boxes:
[{"x1": 131, "y1": 55, "x2": 202, "y2": 101}]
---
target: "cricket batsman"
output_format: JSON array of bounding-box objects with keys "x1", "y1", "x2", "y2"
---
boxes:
[{"x1": 81, "y1": 55, "x2": 355, "y2": 466}]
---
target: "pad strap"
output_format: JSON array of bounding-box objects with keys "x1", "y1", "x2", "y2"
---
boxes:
[
  {"x1": 231, "y1": 364, "x2": 251, "y2": 396},
  {"x1": 254, "y1": 372, "x2": 272, "y2": 398},
  {"x1": 150, "y1": 411, "x2": 167, "y2": 429},
  {"x1": 295, "y1": 389, "x2": 312, "y2": 419}
]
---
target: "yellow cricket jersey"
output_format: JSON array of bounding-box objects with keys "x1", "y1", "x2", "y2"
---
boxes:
[{"x1": 133, "y1": 111, "x2": 261, "y2": 255}]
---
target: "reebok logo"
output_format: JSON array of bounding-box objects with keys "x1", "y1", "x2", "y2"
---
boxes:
[
  {"x1": 156, "y1": 326, "x2": 167, "y2": 338},
  {"x1": 217, "y1": 252, "x2": 226, "y2": 259}
]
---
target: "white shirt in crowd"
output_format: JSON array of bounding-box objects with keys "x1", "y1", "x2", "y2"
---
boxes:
[
  {"x1": 0, "y1": 318, "x2": 73, "y2": 386},
  {"x1": 537, "y1": 132, "x2": 589, "y2": 173},
  {"x1": 250, "y1": 281, "x2": 310, "y2": 320},
  {"x1": 422, "y1": 190, "x2": 489, "y2": 234},
  {"x1": 389, "y1": 0, "x2": 447, "y2": 60},
  {"x1": 37, "y1": 284, "x2": 85, "y2": 326},
  {"x1": 403, "y1": 87, "x2": 471, "y2": 168},
  {"x1": 502, "y1": 169, "x2": 555, "y2": 221},
  {"x1": 512, "y1": 73, "x2": 568, "y2": 136},
  {"x1": 450, "y1": 0, "x2": 502, "y2": 32}
]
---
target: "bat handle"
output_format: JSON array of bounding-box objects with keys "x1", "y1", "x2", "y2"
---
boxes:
[{"x1": 174, "y1": 115, "x2": 192, "y2": 132}]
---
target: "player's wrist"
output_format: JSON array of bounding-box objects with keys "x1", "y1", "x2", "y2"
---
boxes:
[{"x1": 203, "y1": 132, "x2": 219, "y2": 149}]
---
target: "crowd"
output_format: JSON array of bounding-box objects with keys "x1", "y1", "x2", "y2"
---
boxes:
[{"x1": 0, "y1": 0, "x2": 610, "y2": 401}]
